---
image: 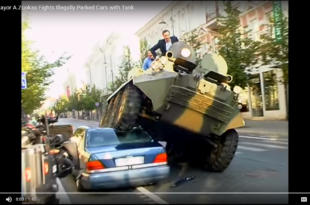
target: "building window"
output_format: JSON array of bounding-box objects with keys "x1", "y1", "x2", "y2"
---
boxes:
[
  {"x1": 263, "y1": 11, "x2": 275, "y2": 38},
  {"x1": 263, "y1": 70, "x2": 280, "y2": 111},
  {"x1": 247, "y1": 18, "x2": 258, "y2": 40}
]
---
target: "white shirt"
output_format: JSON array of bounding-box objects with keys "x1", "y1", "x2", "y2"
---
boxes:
[{"x1": 165, "y1": 41, "x2": 172, "y2": 51}]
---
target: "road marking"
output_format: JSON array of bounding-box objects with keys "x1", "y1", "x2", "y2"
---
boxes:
[
  {"x1": 235, "y1": 151, "x2": 243, "y2": 155},
  {"x1": 136, "y1": 187, "x2": 169, "y2": 204},
  {"x1": 262, "y1": 140, "x2": 288, "y2": 145},
  {"x1": 239, "y1": 135, "x2": 288, "y2": 141},
  {"x1": 56, "y1": 178, "x2": 72, "y2": 204},
  {"x1": 237, "y1": 145, "x2": 267, "y2": 152},
  {"x1": 240, "y1": 142, "x2": 287, "y2": 149}
]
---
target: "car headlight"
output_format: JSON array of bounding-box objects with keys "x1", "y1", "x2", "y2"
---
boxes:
[{"x1": 180, "y1": 48, "x2": 191, "y2": 58}]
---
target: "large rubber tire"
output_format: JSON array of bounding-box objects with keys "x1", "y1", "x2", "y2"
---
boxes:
[
  {"x1": 114, "y1": 84, "x2": 142, "y2": 131},
  {"x1": 99, "y1": 98, "x2": 115, "y2": 127},
  {"x1": 107, "y1": 90, "x2": 125, "y2": 128},
  {"x1": 203, "y1": 129, "x2": 239, "y2": 172}
]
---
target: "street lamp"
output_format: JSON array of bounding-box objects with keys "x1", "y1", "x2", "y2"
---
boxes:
[
  {"x1": 106, "y1": 40, "x2": 114, "y2": 83},
  {"x1": 99, "y1": 48, "x2": 108, "y2": 89},
  {"x1": 159, "y1": 10, "x2": 175, "y2": 35},
  {"x1": 85, "y1": 63, "x2": 92, "y2": 88}
]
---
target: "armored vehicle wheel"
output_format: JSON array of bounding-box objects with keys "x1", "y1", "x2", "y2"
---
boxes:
[
  {"x1": 203, "y1": 129, "x2": 239, "y2": 172},
  {"x1": 100, "y1": 98, "x2": 115, "y2": 127},
  {"x1": 107, "y1": 90, "x2": 125, "y2": 127},
  {"x1": 114, "y1": 84, "x2": 142, "y2": 131}
]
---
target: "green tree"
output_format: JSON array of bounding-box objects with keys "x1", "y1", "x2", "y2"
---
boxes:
[
  {"x1": 258, "y1": 12, "x2": 288, "y2": 84},
  {"x1": 68, "y1": 89, "x2": 83, "y2": 112},
  {"x1": 108, "y1": 46, "x2": 136, "y2": 92},
  {"x1": 216, "y1": 1, "x2": 261, "y2": 89},
  {"x1": 22, "y1": 18, "x2": 71, "y2": 114},
  {"x1": 79, "y1": 84, "x2": 103, "y2": 111},
  {"x1": 53, "y1": 96, "x2": 69, "y2": 114},
  {"x1": 139, "y1": 38, "x2": 150, "y2": 67},
  {"x1": 182, "y1": 28, "x2": 203, "y2": 65}
]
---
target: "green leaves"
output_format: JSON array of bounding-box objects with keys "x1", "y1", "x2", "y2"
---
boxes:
[
  {"x1": 139, "y1": 39, "x2": 150, "y2": 67},
  {"x1": 64, "y1": 84, "x2": 103, "y2": 112},
  {"x1": 108, "y1": 46, "x2": 135, "y2": 92},
  {"x1": 53, "y1": 96, "x2": 69, "y2": 113},
  {"x1": 217, "y1": 1, "x2": 261, "y2": 89},
  {"x1": 258, "y1": 12, "x2": 288, "y2": 84},
  {"x1": 216, "y1": 2, "x2": 288, "y2": 88},
  {"x1": 22, "y1": 18, "x2": 71, "y2": 114}
]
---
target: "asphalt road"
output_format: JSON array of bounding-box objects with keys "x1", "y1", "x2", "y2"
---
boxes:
[{"x1": 56, "y1": 118, "x2": 288, "y2": 204}]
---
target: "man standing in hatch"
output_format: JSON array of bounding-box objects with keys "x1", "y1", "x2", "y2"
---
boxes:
[{"x1": 150, "y1": 30, "x2": 179, "y2": 59}]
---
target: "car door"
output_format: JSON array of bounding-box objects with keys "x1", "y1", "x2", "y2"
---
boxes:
[
  {"x1": 78, "y1": 129, "x2": 89, "y2": 170},
  {"x1": 71, "y1": 128, "x2": 82, "y2": 145}
]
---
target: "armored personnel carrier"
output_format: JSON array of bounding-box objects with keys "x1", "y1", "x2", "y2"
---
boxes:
[{"x1": 99, "y1": 42, "x2": 245, "y2": 172}]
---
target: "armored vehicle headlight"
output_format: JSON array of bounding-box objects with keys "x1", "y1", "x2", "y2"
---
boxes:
[{"x1": 181, "y1": 48, "x2": 191, "y2": 58}]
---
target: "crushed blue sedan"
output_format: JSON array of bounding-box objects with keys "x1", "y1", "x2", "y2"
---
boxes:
[{"x1": 69, "y1": 126, "x2": 170, "y2": 191}]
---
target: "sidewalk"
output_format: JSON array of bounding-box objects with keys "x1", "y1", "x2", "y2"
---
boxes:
[
  {"x1": 69, "y1": 118, "x2": 288, "y2": 136},
  {"x1": 236, "y1": 119, "x2": 288, "y2": 136}
]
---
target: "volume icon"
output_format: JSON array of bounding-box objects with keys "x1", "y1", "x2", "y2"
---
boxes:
[{"x1": 6, "y1": 197, "x2": 12, "y2": 202}]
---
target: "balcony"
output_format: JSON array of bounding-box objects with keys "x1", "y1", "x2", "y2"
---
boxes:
[{"x1": 205, "y1": 4, "x2": 220, "y2": 31}]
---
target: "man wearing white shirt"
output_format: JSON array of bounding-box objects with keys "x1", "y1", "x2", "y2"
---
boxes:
[{"x1": 150, "y1": 30, "x2": 179, "y2": 59}]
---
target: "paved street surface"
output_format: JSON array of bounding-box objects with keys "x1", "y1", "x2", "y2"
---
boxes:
[{"x1": 56, "y1": 119, "x2": 288, "y2": 204}]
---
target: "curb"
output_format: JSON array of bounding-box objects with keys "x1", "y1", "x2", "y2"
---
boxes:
[
  {"x1": 237, "y1": 130, "x2": 288, "y2": 137},
  {"x1": 66, "y1": 118, "x2": 99, "y2": 123}
]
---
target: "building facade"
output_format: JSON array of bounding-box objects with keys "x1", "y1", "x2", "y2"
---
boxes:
[
  {"x1": 62, "y1": 68, "x2": 78, "y2": 98},
  {"x1": 236, "y1": 1, "x2": 288, "y2": 120},
  {"x1": 83, "y1": 32, "x2": 140, "y2": 94},
  {"x1": 135, "y1": 1, "x2": 288, "y2": 120},
  {"x1": 135, "y1": 1, "x2": 225, "y2": 46}
]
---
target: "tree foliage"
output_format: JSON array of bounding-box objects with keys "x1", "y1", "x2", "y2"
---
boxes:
[
  {"x1": 182, "y1": 28, "x2": 203, "y2": 65},
  {"x1": 80, "y1": 84, "x2": 103, "y2": 111},
  {"x1": 216, "y1": 1, "x2": 261, "y2": 89},
  {"x1": 108, "y1": 46, "x2": 136, "y2": 92},
  {"x1": 67, "y1": 90, "x2": 82, "y2": 111},
  {"x1": 64, "y1": 85, "x2": 103, "y2": 112},
  {"x1": 139, "y1": 38, "x2": 150, "y2": 67},
  {"x1": 258, "y1": 11, "x2": 288, "y2": 84},
  {"x1": 22, "y1": 18, "x2": 71, "y2": 114},
  {"x1": 53, "y1": 95, "x2": 69, "y2": 113}
]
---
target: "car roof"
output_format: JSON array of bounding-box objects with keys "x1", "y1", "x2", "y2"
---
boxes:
[
  {"x1": 77, "y1": 126, "x2": 114, "y2": 131},
  {"x1": 88, "y1": 127, "x2": 115, "y2": 131}
]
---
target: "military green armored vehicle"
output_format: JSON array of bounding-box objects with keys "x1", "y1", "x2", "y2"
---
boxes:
[{"x1": 99, "y1": 41, "x2": 245, "y2": 172}]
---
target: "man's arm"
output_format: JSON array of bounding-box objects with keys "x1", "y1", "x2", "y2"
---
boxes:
[
  {"x1": 142, "y1": 58, "x2": 148, "y2": 70},
  {"x1": 150, "y1": 41, "x2": 160, "y2": 58}
]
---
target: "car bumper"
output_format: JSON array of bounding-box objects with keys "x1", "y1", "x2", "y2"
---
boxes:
[{"x1": 81, "y1": 164, "x2": 170, "y2": 190}]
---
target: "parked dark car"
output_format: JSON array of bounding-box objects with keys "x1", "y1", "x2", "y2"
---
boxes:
[{"x1": 69, "y1": 126, "x2": 170, "y2": 191}]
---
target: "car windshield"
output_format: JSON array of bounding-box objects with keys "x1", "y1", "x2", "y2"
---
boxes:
[{"x1": 86, "y1": 128, "x2": 152, "y2": 148}]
